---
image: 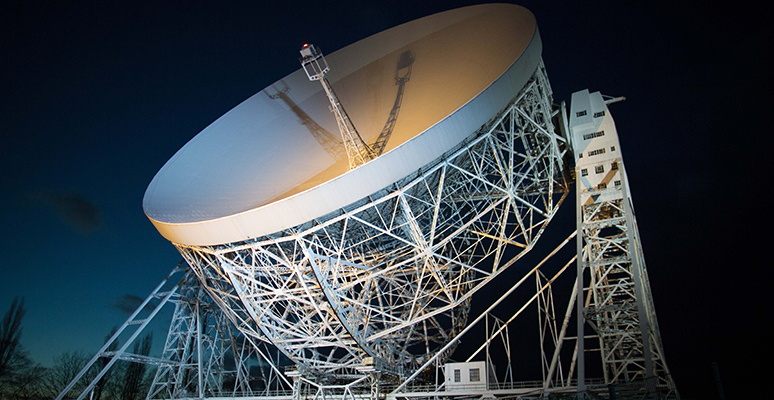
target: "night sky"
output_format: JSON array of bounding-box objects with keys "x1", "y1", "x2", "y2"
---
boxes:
[{"x1": 1, "y1": 1, "x2": 770, "y2": 398}]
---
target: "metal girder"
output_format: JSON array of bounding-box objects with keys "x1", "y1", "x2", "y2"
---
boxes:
[
  {"x1": 53, "y1": 264, "x2": 291, "y2": 400},
  {"x1": 54, "y1": 263, "x2": 188, "y2": 400}
]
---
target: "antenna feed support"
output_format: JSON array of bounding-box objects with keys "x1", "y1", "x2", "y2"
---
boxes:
[{"x1": 300, "y1": 44, "x2": 329, "y2": 81}]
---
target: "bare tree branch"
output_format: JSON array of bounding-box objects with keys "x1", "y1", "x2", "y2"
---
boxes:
[
  {"x1": 0, "y1": 297, "x2": 31, "y2": 381},
  {"x1": 120, "y1": 333, "x2": 153, "y2": 400},
  {"x1": 43, "y1": 351, "x2": 92, "y2": 398}
]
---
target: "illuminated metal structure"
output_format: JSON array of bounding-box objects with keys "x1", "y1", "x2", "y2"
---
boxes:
[
  {"x1": 567, "y1": 90, "x2": 677, "y2": 398},
  {"x1": 142, "y1": 3, "x2": 570, "y2": 384},
  {"x1": 147, "y1": 271, "x2": 256, "y2": 400},
  {"x1": 57, "y1": 4, "x2": 677, "y2": 400},
  {"x1": 300, "y1": 43, "x2": 376, "y2": 169}
]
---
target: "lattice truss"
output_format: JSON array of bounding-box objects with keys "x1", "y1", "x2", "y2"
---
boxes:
[
  {"x1": 578, "y1": 172, "x2": 676, "y2": 396},
  {"x1": 148, "y1": 273, "x2": 250, "y2": 399},
  {"x1": 175, "y1": 61, "x2": 571, "y2": 382}
]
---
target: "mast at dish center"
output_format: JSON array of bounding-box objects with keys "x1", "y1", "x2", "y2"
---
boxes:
[{"x1": 300, "y1": 43, "x2": 377, "y2": 169}]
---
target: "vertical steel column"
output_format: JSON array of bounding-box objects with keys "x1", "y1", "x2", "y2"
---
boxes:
[
  {"x1": 196, "y1": 301, "x2": 203, "y2": 399},
  {"x1": 620, "y1": 170, "x2": 656, "y2": 397},
  {"x1": 575, "y1": 171, "x2": 586, "y2": 399}
]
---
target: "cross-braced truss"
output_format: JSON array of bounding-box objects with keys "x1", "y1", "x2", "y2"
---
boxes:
[
  {"x1": 175, "y1": 61, "x2": 570, "y2": 383},
  {"x1": 148, "y1": 272, "x2": 259, "y2": 399},
  {"x1": 573, "y1": 167, "x2": 677, "y2": 398}
]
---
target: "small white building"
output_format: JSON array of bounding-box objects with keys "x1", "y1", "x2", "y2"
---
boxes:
[{"x1": 444, "y1": 361, "x2": 489, "y2": 391}]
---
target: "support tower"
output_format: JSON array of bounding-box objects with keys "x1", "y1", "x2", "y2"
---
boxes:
[{"x1": 569, "y1": 90, "x2": 677, "y2": 398}]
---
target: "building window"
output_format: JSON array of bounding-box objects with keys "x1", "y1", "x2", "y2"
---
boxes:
[
  {"x1": 611, "y1": 162, "x2": 619, "y2": 170},
  {"x1": 581, "y1": 168, "x2": 588, "y2": 176},
  {"x1": 593, "y1": 111, "x2": 606, "y2": 118},
  {"x1": 454, "y1": 369, "x2": 461, "y2": 383},
  {"x1": 470, "y1": 368, "x2": 481, "y2": 382},
  {"x1": 598, "y1": 182, "x2": 607, "y2": 189},
  {"x1": 576, "y1": 110, "x2": 587, "y2": 117},
  {"x1": 610, "y1": 146, "x2": 616, "y2": 152},
  {"x1": 582, "y1": 130, "x2": 605, "y2": 140},
  {"x1": 595, "y1": 165, "x2": 605, "y2": 174},
  {"x1": 588, "y1": 148, "x2": 606, "y2": 157},
  {"x1": 615, "y1": 180, "x2": 622, "y2": 188}
]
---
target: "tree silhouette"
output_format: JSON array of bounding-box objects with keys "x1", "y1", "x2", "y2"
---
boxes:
[
  {"x1": 119, "y1": 333, "x2": 152, "y2": 400},
  {"x1": 93, "y1": 327, "x2": 119, "y2": 400},
  {"x1": 2, "y1": 364, "x2": 47, "y2": 400},
  {"x1": 0, "y1": 297, "x2": 31, "y2": 381},
  {"x1": 43, "y1": 351, "x2": 91, "y2": 398},
  {"x1": 0, "y1": 297, "x2": 49, "y2": 400}
]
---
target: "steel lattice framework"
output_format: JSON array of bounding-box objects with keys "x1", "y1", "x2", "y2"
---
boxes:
[
  {"x1": 53, "y1": 6, "x2": 680, "y2": 398},
  {"x1": 575, "y1": 165, "x2": 676, "y2": 398},
  {"x1": 53, "y1": 85, "x2": 682, "y2": 400},
  {"x1": 174, "y1": 61, "x2": 570, "y2": 383},
  {"x1": 567, "y1": 90, "x2": 678, "y2": 399},
  {"x1": 148, "y1": 272, "x2": 256, "y2": 399}
]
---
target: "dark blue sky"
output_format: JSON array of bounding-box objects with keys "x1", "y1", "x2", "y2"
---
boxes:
[{"x1": 1, "y1": 1, "x2": 769, "y2": 398}]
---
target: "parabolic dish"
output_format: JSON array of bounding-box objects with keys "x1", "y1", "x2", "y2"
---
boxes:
[{"x1": 144, "y1": 3, "x2": 541, "y2": 246}]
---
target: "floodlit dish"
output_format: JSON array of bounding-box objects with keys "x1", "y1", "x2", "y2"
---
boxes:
[{"x1": 144, "y1": 3, "x2": 541, "y2": 246}]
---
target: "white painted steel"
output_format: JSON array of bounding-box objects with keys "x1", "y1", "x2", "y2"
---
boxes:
[
  {"x1": 300, "y1": 44, "x2": 377, "y2": 170},
  {"x1": 176, "y1": 64, "x2": 569, "y2": 380},
  {"x1": 143, "y1": 1, "x2": 572, "y2": 389},
  {"x1": 64, "y1": 5, "x2": 681, "y2": 398},
  {"x1": 143, "y1": 4, "x2": 540, "y2": 246},
  {"x1": 567, "y1": 90, "x2": 677, "y2": 398}
]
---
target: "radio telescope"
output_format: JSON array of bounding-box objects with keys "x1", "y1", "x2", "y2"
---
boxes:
[
  {"x1": 56, "y1": 4, "x2": 677, "y2": 400},
  {"x1": 143, "y1": 3, "x2": 567, "y2": 381}
]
